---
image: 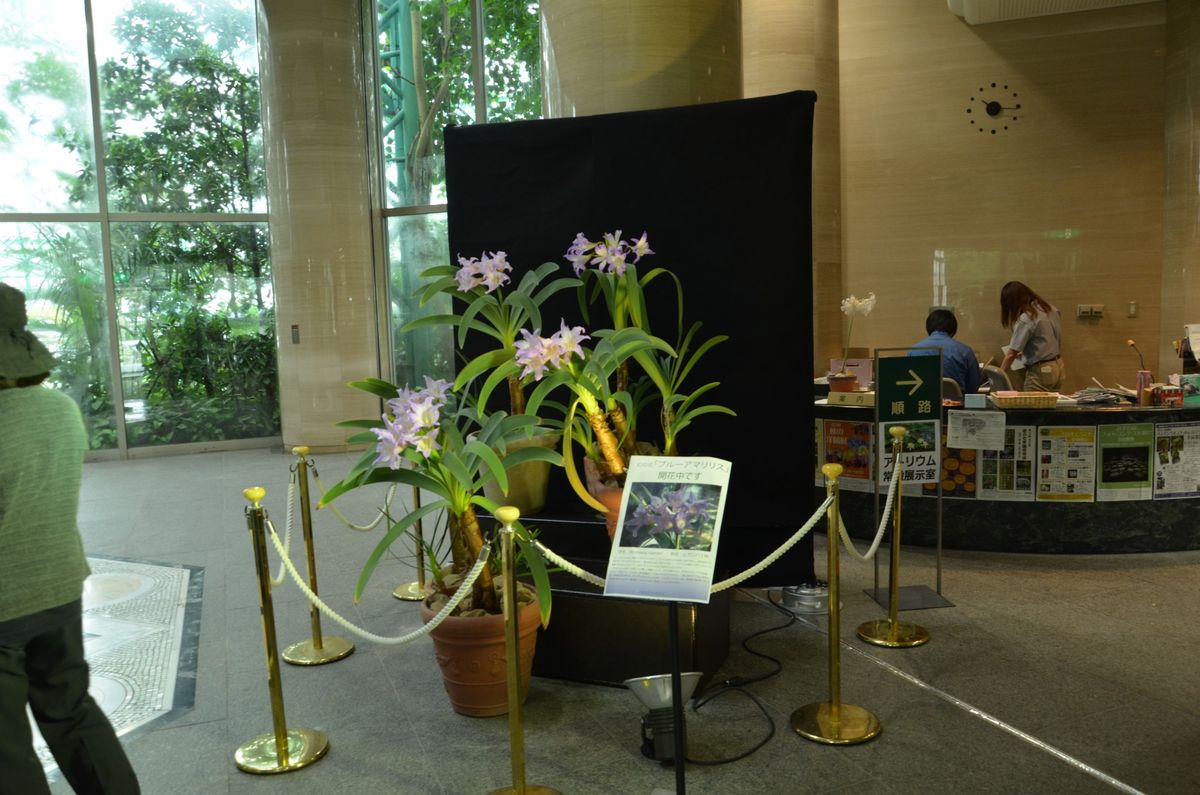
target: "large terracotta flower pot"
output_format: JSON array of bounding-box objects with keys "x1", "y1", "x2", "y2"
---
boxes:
[
  {"x1": 419, "y1": 593, "x2": 540, "y2": 717},
  {"x1": 482, "y1": 431, "x2": 560, "y2": 515}
]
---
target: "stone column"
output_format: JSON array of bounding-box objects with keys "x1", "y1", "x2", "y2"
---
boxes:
[
  {"x1": 257, "y1": 0, "x2": 381, "y2": 451},
  {"x1": 540, "y1": 0, "x2": 742, "y2": 117},
  {"x1": 743, "y1": 0, "x2": 841, "y2": 373}
]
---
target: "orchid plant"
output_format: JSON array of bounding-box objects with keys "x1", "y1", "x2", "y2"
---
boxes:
[
  {"x1": 318, "y1": 376, "x2": 559, "y2": 623},
  {"x1": 565, "y1": 230, "x2": 735, "y2": 463},
  {"x1": 838, "y1": 292, "x2": 877, "y2": 374},
  {"x1": 401, "y1": 250, "x2": 580, "y2": 417}
]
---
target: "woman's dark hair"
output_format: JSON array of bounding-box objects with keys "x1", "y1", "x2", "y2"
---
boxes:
[
  {"x1": 1000, "y1": 281, "x2": 1052, "y2": 328},
  {"x1": 926, "y1": 309, "x2": 958, "y2": 336},
  {"x1": 0, "y1": 372, "x2": 50, "y2": 389}
]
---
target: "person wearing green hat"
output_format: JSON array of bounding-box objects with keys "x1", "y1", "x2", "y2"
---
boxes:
[{"x1": 0, "y1": 284, "x2": 140, "y2": 793}]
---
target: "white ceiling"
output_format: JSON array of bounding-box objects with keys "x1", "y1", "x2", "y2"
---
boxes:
[{"x1": 947, "y1": 0, "x2": 1161, "y2": 25}]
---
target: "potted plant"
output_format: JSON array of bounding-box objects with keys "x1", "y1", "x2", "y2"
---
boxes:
[
  {"x1": 399, "y1": 250, "x2": 581, "y2": 513},
  {"x1": 557, "y1": 231, "x2": 735, "y2": 524},
  {"x1": 830, "y1": 292, "x2": 876, "y2": 392},
  {"x1": 318, "y1": 375, "x2": 560, "y2": 716}
]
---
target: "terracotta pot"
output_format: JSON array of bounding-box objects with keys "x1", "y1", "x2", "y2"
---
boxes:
[
  {"x1": 828, "y1": 372, "x2": 858, "y2": 392},
  {"x1": 582, "y1": 456, "x2": 625, "y2": 538},
  {"x1": 482, "y1": 431, "x2": 560, "y2": 515},
  {"x1": 419, "y1": 592, "x2": 540, "y2": 717}
]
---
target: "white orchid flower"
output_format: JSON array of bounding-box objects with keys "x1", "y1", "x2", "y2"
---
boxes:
[{"x1": 841, "y1": 292, "x2": 877, "y2": 317}]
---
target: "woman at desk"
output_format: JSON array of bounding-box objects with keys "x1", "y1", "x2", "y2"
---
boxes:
[{"x1": 999, "y1": 280, "x2": 1064, "y2": 392}]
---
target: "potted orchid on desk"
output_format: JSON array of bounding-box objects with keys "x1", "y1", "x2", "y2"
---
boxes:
[
  {"x1": 830, "y1": 291, "x2": 876, "y2": 392},
  {"x1": 318, "y1": 375, "x2": 558, "y2": 716}
]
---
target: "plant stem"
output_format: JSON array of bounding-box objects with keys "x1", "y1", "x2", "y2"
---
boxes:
[
  {"x1": 840, "y1": 315, "x2": 854, "y2": 374},
  {"x1": 455, "y1": 505, "x2": 497, "y2": 613},
  {"x1": 587, "y1": 408, "x2": 627, "y2": 481},
  {"x1": 507, "y1": 374, "x2": 526, "y2": 415}
]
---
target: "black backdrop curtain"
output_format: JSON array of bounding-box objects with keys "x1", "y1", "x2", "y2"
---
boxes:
[{"x1": 444, "y1": 90, "x2": 817, "y2": 584}]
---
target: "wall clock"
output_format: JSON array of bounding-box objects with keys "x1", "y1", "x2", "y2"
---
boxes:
[{"x1": 967, "y1": 83, "x2": 1020, "y2": 134}]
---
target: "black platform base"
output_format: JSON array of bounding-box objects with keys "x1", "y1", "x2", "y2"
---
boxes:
[{"x1": 533, "y1": 566, "x2": 731, "y2": 693}]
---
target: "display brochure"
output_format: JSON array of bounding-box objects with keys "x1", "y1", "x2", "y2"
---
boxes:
[
  {"x1": 877, "y1": 420, "x2": 940, "y2": 490},
  {"x1": 946, "y1": 409, "x2": 1006, "y2": 451},
  {"x1": 922, "y1": 424, "x2": 978, "y2": 499},
  {"x1": 1152, "y1": 422, "x2": 1200, "y2": 499},
  {"x1": 1096, "y1": 424, "x2": 1154, "y2": 501},
  {"x1": 1036, "y1": 426, "x2": 1097, "y2": 502},
  {"x1": 603, "y1": 455, "x2": 731, "y2": 604},
  {"x1": 978, "y1": 426, "x2": 1036, "y2": 501},
  {"x1": 819, "y1": 419, "x2": 874, "y2": 492}
]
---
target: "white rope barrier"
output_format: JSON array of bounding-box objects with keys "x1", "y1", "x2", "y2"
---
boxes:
[
  {"x1": 269, "y1": 472, "x2": 297, "y2": 587},
  {"x1": 710, "y1": 494, "x2": 833, "y2": 593},
  {"x1": 311, "y1": 471, "x2": 397, "y2": 533},
  {"x1": 836, "y1": 467, "x2": 902, "y2": 562},
  {"x1": 264, "y1": 516, "x2": 489, "y2": 646},
  {"x1": 533, "y1": 493, "x2": 836, "y2": 594}
]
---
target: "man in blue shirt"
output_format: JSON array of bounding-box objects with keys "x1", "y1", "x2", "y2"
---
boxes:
[{"x1": 911, "y1": 309, "x2": 981, "y2": 394}]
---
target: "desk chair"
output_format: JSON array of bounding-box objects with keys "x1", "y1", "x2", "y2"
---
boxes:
[
  {"x1": 941, "y1": 377, "x2": 964, "y2": 401},
  {"x1": 983, "y1": 364, "x2": 1014, "y2": 392}
]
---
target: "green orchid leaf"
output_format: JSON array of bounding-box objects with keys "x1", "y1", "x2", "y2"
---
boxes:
[
  {"x1": 336, "y1": 418, "x2": 385, "y2": 429},
  {"x1": 562, "y1": 399, "x2": 609, "y2": 513},
  {"x1": 347, "y1": 377, "x2": 400, "y2": 400},
  {"x1": 353, "y1": 500, "x2": 447, "y2": 602},
  {"x1": 514, "y1": 526, "x2": 553, "y2": 628},
  {"x1": 675, "y1": 332, "x2": 728, "y2": 389},
  {"x1": 438, "y1": 449, "x2": 476, "y2": 493},
  {"x1": 453, "y1": 348, "x2": 515, "y2": 391},
  {"x1": 531, "y1": 276, "x2": 583, "y2": 307},
  {"x1": 345, "y1": 431, "x2": 378, "y2": 445},
  {"x1": 502, "y1": 444, "x2": 562, "y2": 468},
  {"x1": 464, "y1": 438, "x2": 508, "y2": 494},
  {"x1": 477, "y1": 359, "x2": 521, "y2": 414}
]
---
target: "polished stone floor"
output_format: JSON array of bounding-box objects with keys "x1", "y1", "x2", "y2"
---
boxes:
[{"x1": 49, "y1": 447, "x2": 1200, "y2": 794}]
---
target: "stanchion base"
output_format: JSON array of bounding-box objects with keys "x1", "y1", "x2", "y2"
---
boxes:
[
  {"x1": 791, "y1": 702, "x2": 881, "y2": 745},
  {"x1": 488, "y1": 786, "x2": 562, "y2": 794},
  {"x1": 392, "y1": 581, "x2": 430, "y2": 601},
  {"x1": 855, "y1": 618, "x2": 930, "y2": 648},
  {"x1": 234, "y1": 727, "x2": 329, "y2": 774},
  {"x1": 283, "y1": 636, "x2": 354, "y2": 666}
]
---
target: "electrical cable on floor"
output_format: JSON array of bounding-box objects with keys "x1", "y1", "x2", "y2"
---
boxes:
[{"x1": 682, "y1": 588, "x2": 797, "y2": 766}]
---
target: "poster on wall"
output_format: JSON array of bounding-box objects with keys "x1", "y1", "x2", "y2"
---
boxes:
[
  {"x1": 922, "y1": 425, "x2": 978, "y2": 499},
  {"x1": 604, "y1": 456, "x2": 731, "y2": 604},
  {"x1": 1152, "y1": 422, "x2": 1200, "y2": 499},
  {"x1": 1096, "y1": 424, "x2": 1154, "y2": 501},
  {"x1": 877, "y1": 420, "x2": 940, "y2": 492},
  {"x1": 820, "y1": 419, "x2": 874, "y2": 492},
  {"x1": 978, "y1": 426, "x2": 1036, "y2": 502},
  {"x1": 1036, "y1": 426, "x2": 1097, "y2": 502}
]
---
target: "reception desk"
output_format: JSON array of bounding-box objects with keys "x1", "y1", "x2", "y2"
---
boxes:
[{"x1": 814, "y1": 402, "x2": 1200, "y2": 553}]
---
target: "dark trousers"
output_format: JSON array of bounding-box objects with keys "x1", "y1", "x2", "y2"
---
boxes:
[{"x1": 0, "y1": 610, "x2": 140, "y2": 794}]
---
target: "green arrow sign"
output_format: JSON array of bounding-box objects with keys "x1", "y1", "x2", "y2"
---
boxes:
[{"x1": 878, "y1": 355, "x2": 942, "y2": 422}]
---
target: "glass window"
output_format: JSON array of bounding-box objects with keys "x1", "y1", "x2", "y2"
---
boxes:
[
  {"x1": 111, "y1": 222, "x2": 276, "y2": 447},
  {"x1": 0, "y1": 1, "x2": 98, "y2": 213},
  {"x1": 0, "y1": 222, "x2": 117, "y2": 449},
  {"x1": 93, "y1": 0, "x2": 265, "y2": 214},
  {"x1": 388, "y1": 213, "x2": 453, "y2": 388},
  {"x1": 377, "y1": 0, "x2": 542, "y2": 386}
]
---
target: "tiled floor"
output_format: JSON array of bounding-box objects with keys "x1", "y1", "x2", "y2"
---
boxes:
[{"x1": 46, "y1": 447, "x2": 1200, "y2": 794}]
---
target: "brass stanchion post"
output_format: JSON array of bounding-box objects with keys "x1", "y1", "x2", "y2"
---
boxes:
[
  {"x1": 284, "y1": 447, "x2": 354, "y2": 665},
  {"x1": 792, "y1": 465, "x2": 881, "y2": 745},
  {"x1": 856, "y1": 427, "x2": 931, "y2": 648},
  {"x1": 235, "y1": 487, "x2": 329, "y2": 774},
  {"x1": 489, "y1": 506, "x2": 560, "y2": 795},
  {"x1": 394, "y1": 485, "x2": 430, "y2": 601}
]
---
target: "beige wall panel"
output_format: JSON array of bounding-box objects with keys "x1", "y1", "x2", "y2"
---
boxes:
[
  {"x1": 839, "y1": 0, "x2": 1164, "y2": 390},
  {"x1": 259, "y1": 0, "x2": 380, "y2": 451},
  {"x1": 1164, "y1": 0, "x2": 1200, "y2": 372},
  {"x1": 541, "y1": 0, "x2": 741, "y2": 117}
]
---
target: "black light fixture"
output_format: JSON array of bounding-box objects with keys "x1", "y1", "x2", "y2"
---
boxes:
[{"x1": 623, "y1": 672, "x2": 703, "y2": 763}]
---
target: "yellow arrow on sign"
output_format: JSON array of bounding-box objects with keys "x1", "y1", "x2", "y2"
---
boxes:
[{"x1": 897, "y1": 369, "x2": 924, "y2": 396}]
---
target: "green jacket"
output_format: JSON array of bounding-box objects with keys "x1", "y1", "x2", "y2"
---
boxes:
[{"x1": 0, "y1": 386, "x2": 90, "y2": 622}]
